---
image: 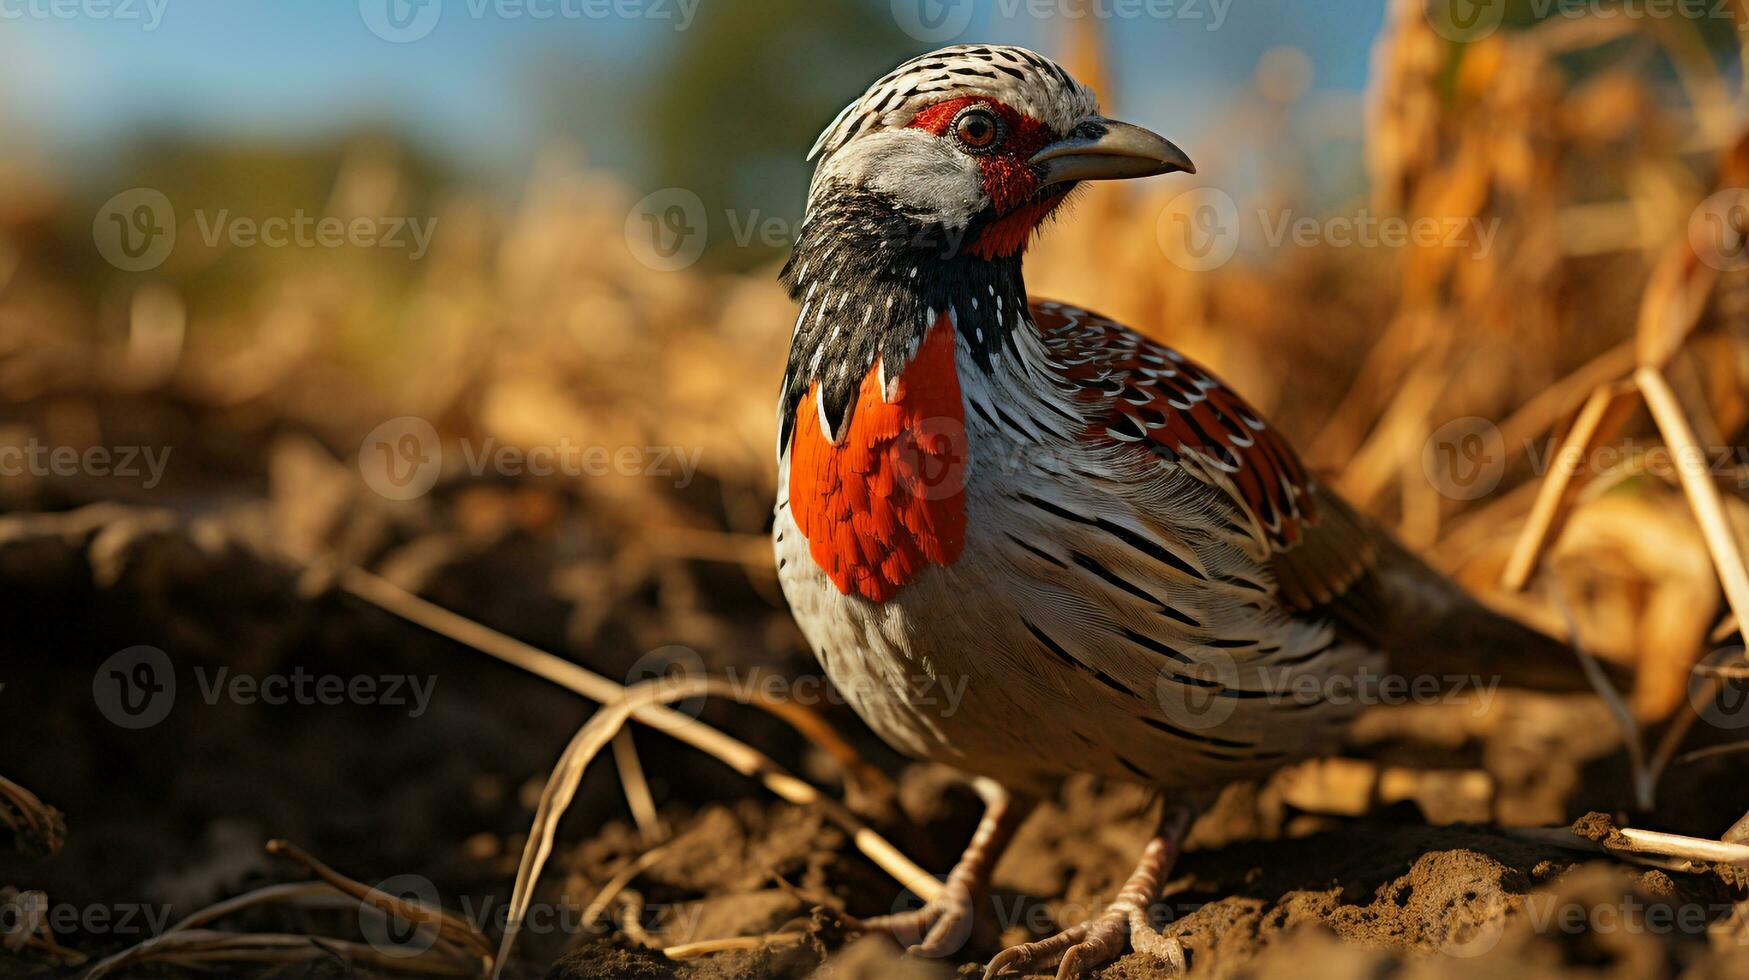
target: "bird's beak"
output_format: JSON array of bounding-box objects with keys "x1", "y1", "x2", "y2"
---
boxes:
[{"x1": 1030, "y1": 118, "x2": 1196, "y2": 186}]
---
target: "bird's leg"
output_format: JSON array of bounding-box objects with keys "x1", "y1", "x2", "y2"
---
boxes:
[
  {"x1": 856, "y1": 779, "x2": 1035, "y2": 958},
  {"x1": 984, "y1": 802, "x2": 1196, "y2": 980}
]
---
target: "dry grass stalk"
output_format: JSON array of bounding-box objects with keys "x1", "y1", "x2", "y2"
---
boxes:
[
  {"x1": 1636, "y1": 366, "x2": 1749, "y2": 647},
  {"x1": 1728, "y1": 810, "x2": 1749, "y2": 843},
  {"x1": 335, "y1": 566, "x2": 933, "y2": 901},
  {"x1": 1510, "y1": 826, "x2": 1749, "y2": 868},
  {"x1": 1618, "y1": 827, "x2": 1749, "y2": 866},
  {"x1": 1649, "y1": 673, "x2": 1725, "y2": 788},
  {"x1": 1638, "y1": 248, "x2": 1717, "y2": 373},
  {"x1": 1713, "y1": 612, "x2": 1741, "y2": 643},
  {"x1": 664, "y1": 933, "x2": 808, "y2": 959},
  {"x1": 1674, "y1": 738, "x2": 1749, "y2": 769},
  {"x1": 497, "y1": 677, "x2": 696, "y2": 974},
  {"x1": 579, "y1": 847, "x2": 669, "y2": 929},
  {"x1": 336, "y1": 566, "x2": 887, "y2": 796},
  {"x1": 493, "y1": 675, "x2": 931, "y2": 975},
  {"x1": 612, "y1": 729, "x2": 666, "y2": 844},
  {"x1": 84, "y1": 929, "x2": 481, "y2": 978},
  {"x1": 267, "y1": 839, "x2": 494, "y2": 964},
  {"x1": 0, "y1": 774, "x2": 65, "y2": 858},
  {"x1": 1502, "y1": 380, "x2": 1640, "y2": 590},
  {"x1": 1549, "y1": 583, "x2": 1653, "y2": 808},
  {"x1": 615, "y1": 893, "x2": 662, "y2": 949},
  {"x1": 83, "y1": 876, "x2": 486, "y2": 979},
  {"x1": 1492, "y1": 341, "x2": 1640, "y2": 470},
  {"x1": 156, "y1": 882, "x2": 349, "y2": 932},
  {"x1": 2, "y1": 887, "x2": 85, "y2": 966}
]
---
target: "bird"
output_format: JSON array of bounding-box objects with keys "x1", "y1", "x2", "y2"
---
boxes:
[{"x1": 771, "y1": 43, "x2": 1613, "y2": 979}]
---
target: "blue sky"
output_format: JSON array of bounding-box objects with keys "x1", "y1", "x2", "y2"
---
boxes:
[{"x1": 0, "y1": 0, "x2": 1389, "y2": 183}]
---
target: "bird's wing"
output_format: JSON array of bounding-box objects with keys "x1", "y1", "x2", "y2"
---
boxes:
[
  {"x1": 1027, "y1": 300, "x2": 1378, "y2": 623},
  {"x1": 1026, "y1": 301, "x2": 1613, "y2": 692}
]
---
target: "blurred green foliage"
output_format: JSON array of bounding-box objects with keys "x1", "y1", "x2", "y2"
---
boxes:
[{"x1": 639, "y1": 0, "x2": 915, "y2": 269}]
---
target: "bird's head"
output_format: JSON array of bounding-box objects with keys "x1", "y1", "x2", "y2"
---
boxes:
[{"x1": 804, "y1": 44, "x2": 1194, "y2": 260}]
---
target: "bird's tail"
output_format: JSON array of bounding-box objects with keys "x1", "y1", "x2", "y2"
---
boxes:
[{"x1": 1364, "y1": 528, "x2": 1632, "y2": 694}]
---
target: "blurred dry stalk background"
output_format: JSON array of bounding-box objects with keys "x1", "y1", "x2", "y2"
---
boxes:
[
  {"x1": 2, "y1": 1, "x2": 1747, "y2": 709},
  {"x1": 0, "y1": 2, "x2": 1746, "y2": 740}
]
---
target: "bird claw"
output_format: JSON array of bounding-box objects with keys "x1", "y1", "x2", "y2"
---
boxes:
[
  {"x1": 983, "y1": 901, "x2": 1185, "y2": 979},
  {"x1": 854, "y1": 879, "x2": 983, "y2": 958}
]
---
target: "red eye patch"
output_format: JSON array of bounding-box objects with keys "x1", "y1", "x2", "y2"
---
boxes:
[{"x1": 906, "y1": 96, "x2": 1057, "y2": 214}]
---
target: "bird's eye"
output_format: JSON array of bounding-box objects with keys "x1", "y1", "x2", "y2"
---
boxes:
[{"x1": 953, "y1": 107, "x2": 1002, "y2": 152}]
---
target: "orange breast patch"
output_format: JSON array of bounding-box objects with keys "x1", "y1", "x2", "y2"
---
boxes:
[{"x1": 788, "y1": 318, "x2": 967, "y2": 602}]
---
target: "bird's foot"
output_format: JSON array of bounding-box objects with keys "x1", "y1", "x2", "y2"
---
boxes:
[
  {"x1": 854, "y1": 780, "x2": 1034, "y2": 959},
  {"x1": 853, "y1": 878, "x2": 982, "y2": 957},
  {"x1": 985, "y1": 802, "x2": 1196, "y2": 979},
  {"x1": 981, "y1": 900, "x2": 1185, "y2": 979}
]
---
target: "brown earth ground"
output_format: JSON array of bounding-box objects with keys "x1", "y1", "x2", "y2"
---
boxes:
[{"x1": 4, "y1": 439, "x2": 1747, "y2": 979}]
